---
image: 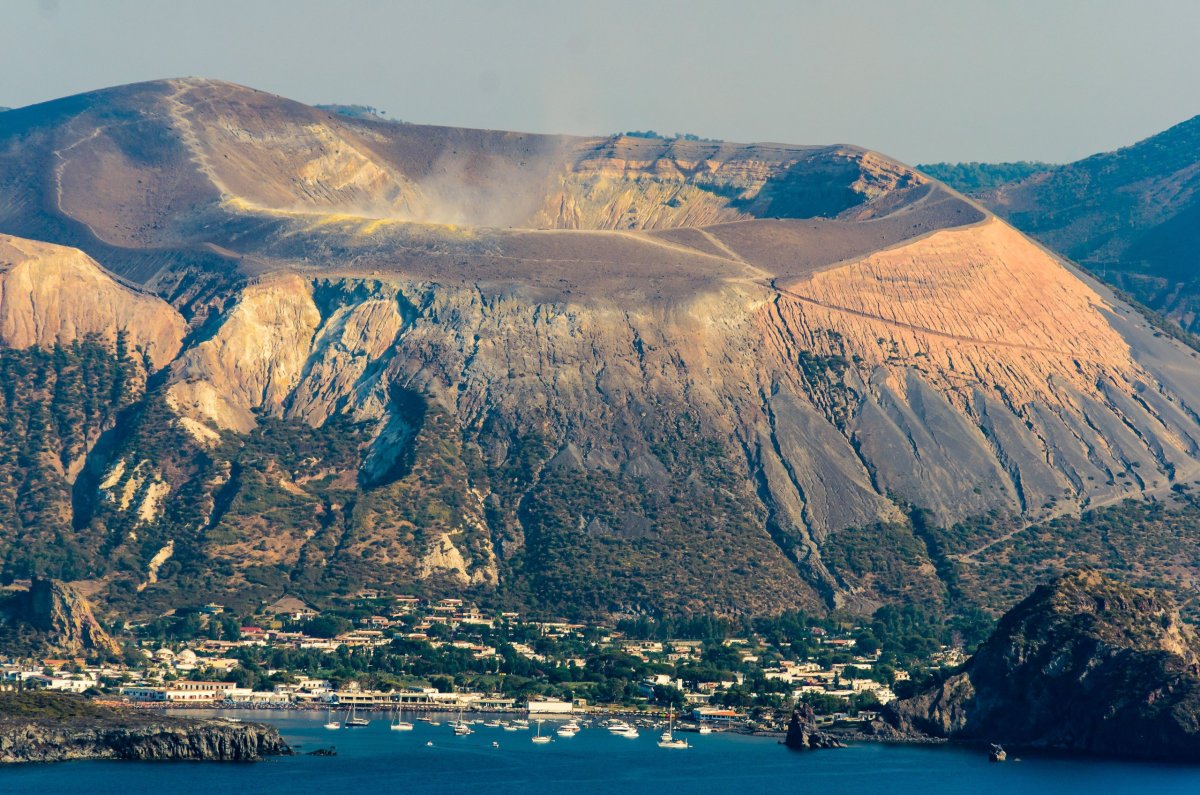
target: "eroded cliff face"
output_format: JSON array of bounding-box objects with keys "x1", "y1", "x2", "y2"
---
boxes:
[
  {"x1": 0, "y1": 235, "x2": 184, "y2": 368},
  {"x1": 90, "y1": 213, "x2": 1200, "y2": 615}
]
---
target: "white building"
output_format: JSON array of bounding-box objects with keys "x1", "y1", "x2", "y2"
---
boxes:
[{"x1": 526, "y1": 698, "x2": 574, "y2": 714}]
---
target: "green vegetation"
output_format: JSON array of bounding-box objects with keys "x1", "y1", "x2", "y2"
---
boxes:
[
  {"x1": 0, "y1": 690, "x2": 118, "y2": 720},
  {"x1": 917, "y1": 161, "x2": 1052, "y2": 192},
  {"x1": 621, "y1": 130, "x2": 724, "y2": 143},
  {"x1": 0, "y1": 336, "x2": 144, "y2": 581}
]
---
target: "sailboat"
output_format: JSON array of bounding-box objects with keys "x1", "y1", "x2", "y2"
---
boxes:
[
  {"x1": 531, "y1": 719, "x2": 552, "y2": 744},
  {"x1": 323, "y1": 708, "x2": 341, "y2": 730},
  {"x1": 343, "y1": 704, "x2": 370, "y2": 727},
  {"x1": 391, "y1": 705, "x2": 414, "y2": 731},
  {"x1": 452, "y1": 707, "x2": 473, "y2": 736},
  {"x1": 657, "y1": 714, "x2": 689, "y2": 749}
]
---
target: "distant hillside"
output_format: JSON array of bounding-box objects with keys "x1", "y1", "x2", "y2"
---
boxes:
[
  {"x1": 951, "y1": 115, "x2": 1200, "y2": 331},
  {"x1": 917, "y1": 161, "x2": 1051, "y2": 192}
]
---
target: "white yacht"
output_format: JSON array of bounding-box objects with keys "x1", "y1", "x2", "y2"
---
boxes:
[
  {"x1": 323, "y1": 709, "x2": 340, "y2": 730},
  {"x1": 532, "y1": 720, "x2": 552, "y2": 744},
  {"x1": 605, "y1": 719, "x2": 634, "y2": 734}
]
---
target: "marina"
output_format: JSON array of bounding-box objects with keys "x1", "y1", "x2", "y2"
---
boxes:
[{"x1": 6, "y1": 709, "x2": 1200, "y2": 795}]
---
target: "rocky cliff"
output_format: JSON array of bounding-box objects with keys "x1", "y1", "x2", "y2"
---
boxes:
[
  {"x1": 0, "y1": 692, "x2": 290, "y2": 763},
  {"x1": 0, "y1": 235, "x2": 185, "y2": 368},
  {"x1": 886, "y1": 571, "x2": 1200, "y2": 760},
  {"x1": 0, "y1": 577, "x2": 121, "y2": 657}
]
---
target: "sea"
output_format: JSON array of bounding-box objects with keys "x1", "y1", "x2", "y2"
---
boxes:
[{"x1": 5, "y1": 709, "x2": 1200, "y2": 794}]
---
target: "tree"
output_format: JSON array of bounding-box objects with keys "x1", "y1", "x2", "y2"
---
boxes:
[{"x1": 303, "y1": 615, "x2": 352, "y2": 638}]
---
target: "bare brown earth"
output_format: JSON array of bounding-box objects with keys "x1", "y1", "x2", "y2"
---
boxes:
[
  {"x1": 939, "y1": 115, "x2": 1200, "y2": 333},
  {"x1": 2, "y1": 79, "x2": 1200, "y2": 616}
]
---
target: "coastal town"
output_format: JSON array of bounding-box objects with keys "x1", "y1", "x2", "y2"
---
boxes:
[{"x1": 0, "y1": 587, "x2": 969, "y2": 734}]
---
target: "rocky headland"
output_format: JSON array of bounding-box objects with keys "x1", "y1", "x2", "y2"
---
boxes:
[
  {"x1": 0, "y1": 692, "x2": 290, "y2": 764},
  {"x1": 881, "y1": 571, "x2": 1200, "y2": 761}
]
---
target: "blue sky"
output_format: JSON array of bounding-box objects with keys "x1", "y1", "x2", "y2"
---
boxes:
[{"x1": 5, "y1": 0, "x2": 1199, "y2": 164}]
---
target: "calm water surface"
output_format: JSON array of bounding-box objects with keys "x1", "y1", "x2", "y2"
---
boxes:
[{"x1": 5, "y1": 709, "x2": 1200, "y2": 794}]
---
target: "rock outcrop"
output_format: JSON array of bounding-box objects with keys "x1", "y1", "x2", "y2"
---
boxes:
[
  {"x1": 886, "y1": 571, "x2": 1200, "y2": 760},
  {"x1": 784, "y1": 704, "x2": 844, "y2": 750},
  {"x1": 0, "y1": 234, "x2": 185, "y2": 369},
  {"x1": 0, "y1": 578, "x2": 121, "y2": 657},
  {"x1": 0, "y1": 692, "x2": 290, "y2": 763}
]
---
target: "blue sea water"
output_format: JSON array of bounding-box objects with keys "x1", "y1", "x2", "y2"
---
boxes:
[{"x1": 5, "y1": 709, "x2": 1200, "y2": 794}]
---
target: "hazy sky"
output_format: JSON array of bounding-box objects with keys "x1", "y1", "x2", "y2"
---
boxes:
[{"x1": 5, "y1": 0, "x2": 1200, "y2": 164}]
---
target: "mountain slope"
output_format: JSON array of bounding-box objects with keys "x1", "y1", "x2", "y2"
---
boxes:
[
  {"x1": 925, "y1": 115, "x2": 1200, "y2": 331},
  {"x1": 3, "y1": 80, "x2": 1200, "y2": 618}
]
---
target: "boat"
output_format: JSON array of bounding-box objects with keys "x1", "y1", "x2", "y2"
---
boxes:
[
  {"x1": 452, "y1": 708, "x2": 473, "y2": 736},
  {"x1": 484, "y1": 720, "x2": 502, "y2": 728},
  {"x1": 323, "y1": 708, "x2": 341, "y2": 730},
  {"x1": 657, "y1": 715, "x2": 689, "y2": 749},
  {"x1": 555, "y1": 723, "x2": 577, "y2": 737},
  {"x1": 606, "y1": 720, "x2": 633, "y2": 734},
  {"x1": 390, "y1": 707, "x2": 414, "y2": 732},
  {"x1": 531, "y1": 719, "x2": 552, "y2": 744},
  {"x1": 619, "y1": 727, "x2": 639, "y2": 739},
  {"x1": 698, "y1": 724, "x2": 713, "y2": 735},
  {"x1": 343, "y1": 705, "x2": 370, "y2": 727},
  {"x1": 503, "y1": 722, "x2": 521, "y2": 732}
]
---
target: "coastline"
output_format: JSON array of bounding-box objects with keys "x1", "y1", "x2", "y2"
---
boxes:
[{"x1": 0, "y1": 693, "x2": 291, "y2": 765}]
